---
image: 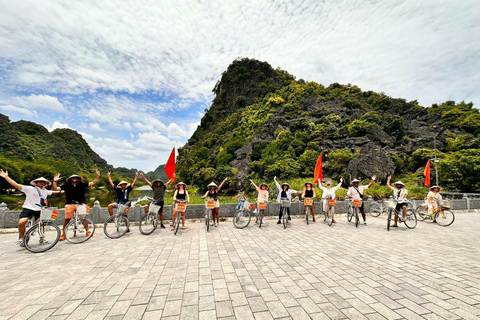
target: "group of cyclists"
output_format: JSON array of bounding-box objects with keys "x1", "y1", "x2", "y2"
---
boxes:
[{"x1": 0, "y1": 167, "x2": 445, "y2": 247}]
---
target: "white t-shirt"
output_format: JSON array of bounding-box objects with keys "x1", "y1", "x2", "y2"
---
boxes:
[
  {"x1": 347, "y1": 186, "x2": 368, "y2": 201},
  {"x1": 390, "y1": 187, "x2": 408, "y2": 203},
  {"x1": 21, "y1": 185, "x2": 53, "y2": 211}
]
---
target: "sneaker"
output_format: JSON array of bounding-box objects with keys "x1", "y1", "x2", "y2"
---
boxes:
[
  {"x1": 126, "y1": 228, "x2": 130, "y2": 233},
  {"x1": 160, "y1": 224, "x2": 166, "y2": 229},
  {"x1": 86, "y1": 231, "x2": 92, "y2": 237},
  {"x1": 313, "y1": 217, "x2": 316, "y2": 222},
  {"x1": 15, "y1": 239, "x2": 23, "y2": 246},
  {"x1": 261, "y1": 219, "x2": 266, "y2": 224},
  {"x1": 363, "y1": 222, "x2": 367, "y2": 226},
  {"x1": 277, "y1": 220, "x2": 281, "y2": 224},
  {"x1": 253, "y1": 209, "x2": 258, "y2": 214},
  {"x1": 39, "y1": 236, "x2": 45, "y2": 244},
  {"x1": 20, "y1": 241, "x2": 25, "y2": 247},
  {"x1": 59, "y1": 234, "x2": 66, "y2": 241},
  {"x1": 288, "y1": 215, "x2": 291, "y2": 221}
]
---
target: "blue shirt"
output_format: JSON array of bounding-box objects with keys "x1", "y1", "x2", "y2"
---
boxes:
[{"x1": 114, "y1": 185, "x2": 132, "y2": 204}]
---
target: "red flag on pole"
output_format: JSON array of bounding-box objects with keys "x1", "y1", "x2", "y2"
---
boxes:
[
  {"x1": 165, "y1": 147, "x2": 176, "y2": 181},
  {"x1": 424, "y1": 159, "x2": 431, "y2": 187},
  {"x1": 314, "y1": 153, "x2": 323, "y2": 184}
]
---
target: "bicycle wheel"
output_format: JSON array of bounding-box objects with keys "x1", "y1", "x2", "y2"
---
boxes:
[
  {"x1": 139, "y1": 213, "x2": 157, "y2": 235},
  {"x1": 370, "y1": 203, "x2": 383, "y2": 217},
  {"x1": 387, "y1": 208, "x2": 392, "y2": 231},
  {"x1": 233, "y1": 210, "x2": 251, "y2": 229},
  {"x1": 174, "y1": 212, "x2": 181, "y2": 235},
  {"x1": 404, "y1": 209, "x2": 417, "y2": 229},
  {"x1": 205, "y1": 209, "x2": 210, "y2": 232},
  {"x1": 306, "y1": 207, "x2": 309, "y2": 225},
  {"x1": 326, "y1": 207, "x2": 333, "y2": 226},
  {"x1": 24, "y1": 221, "x2": 61, "y2": 253},
  {"x1": 104, "y1": 215, "x2": 129, "y2": 239},
  {"x1": 66, "y1": 217, "x2": 95, "y2": 244},
  {"x1": 434, "y1": 209, "x2": 455, "y2": 227},
  {"x1": 347, "y1": 205, "x2": 353, "y2": 222},
  {"x1": 354, "y1": 208, "x2": 359, "y2": 228},
  {"x1": 415, "y1": 206, "x2": 428, "y2": 221}
]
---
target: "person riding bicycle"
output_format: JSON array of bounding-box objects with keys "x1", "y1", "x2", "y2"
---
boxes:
[
  {"x1": 301, "y1": 182, "x2": 317, "y2": 222},
  {"x1": 347, "y1": 175, "x2": 376, "y2": 226},
  {"x1": 386, "y1": 176, "x2": 408, "y2": 227},
  {"x1": 140, "y1": 172, "x2": 175, "y2": 229},
  {"x1": 250, "y1": 180, "x2": 269, "y2": 225},
  {"x1": 426, "y1": 185, "x2": 443, "y2": 223},
  {"x1": 318, "y1": 178, "x2": 344, "y2": 224},
  {"x1": 274, "y1": 176, "x2": 298, "y2": 224},
  {"x1": 107, "y1": 171, "x2": 138, "y2": 232},
  {"x1": 0, "y1": 169, "x2": 59, "y2": 247},
  {"x1": 172, "y1": 182, "x2": 190, "y2": 230},
  {"x1": 52, "y1": 170, "x2": 100, "y2": 240},
  {"x1": 201, "y1": 178, "x2": 227, "y2": 227}
]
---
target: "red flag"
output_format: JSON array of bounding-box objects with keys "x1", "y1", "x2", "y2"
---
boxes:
[
  {"x1": 165, "y1": 147, "x2": 176, "y2": 181},
  {"x1": 314, "y1": 153, "x2": 322, "y2": 183},
  {"x1": 424, "y1": 159, "x2": 431, "y2": 187}
]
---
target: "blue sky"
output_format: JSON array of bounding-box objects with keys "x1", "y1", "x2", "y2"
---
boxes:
[{"x1": 0, "y1": 0, "x2": 479, "y2": 171}]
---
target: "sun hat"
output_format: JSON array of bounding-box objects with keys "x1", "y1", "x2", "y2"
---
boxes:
[
  {"x1": 117, "y1": 180, "x2": 130, "y2": 187},
  {"x1": 176, "y1": 181, "x2": 187, "y2": 187},
  {"x1": 304, "y1": 182, "x2": 313, "y2": 187},
  {"x1": 30, "y1": 177, "x2": 51, "y2": 187},
  {"x1": 429, "y1": 185, "x2": 442, "y2": 191},
  {"x1": 259, "y1": 183, "x2": 269, "y2": 190},
  {"x1": 394, "y1": 181, "x2": 405, "y2": 186},
  {"x1": 351, "y1": 179, "x2": 361, "y2": 183},
  {"x1": 66, "y1": 175, "x2": 83, "y2": 183},
  {"x1": 207, "y1": 182, "x2": 218, "y2": 188},
  {"x1": 152, "y1": 179, "x2": 164, "y2": 185},
  {"x1": 281, "y1": 183, "x2": 290, "y2": 188}
]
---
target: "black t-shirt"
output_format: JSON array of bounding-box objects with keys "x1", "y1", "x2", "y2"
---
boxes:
[
  {"x1": 305, "y1": 189, "x2": 314, "y2": 197},
  {"x1": 114, "y1": 185, "x2": 132, "y2": 204},
  {"x1": 60, "y1": 182, "x2": 89, "y2": 204}
]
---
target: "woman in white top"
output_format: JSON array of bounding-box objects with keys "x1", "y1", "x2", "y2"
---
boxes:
[
  {"x1": 274, "y1": 176, "x2": 298, "y2": 224},
  {"x1": 386, "y1": 176, "x2": 408, "y2": 227},
  {"x1": 347, "y1": 175, "x2": 376, "y2": 226},
  {"x1": 318, "y1": 177, "x2": 343, "y2": 223},
  {"x1": 250, "y1": 180, "x2": 269, "y2": 225}
]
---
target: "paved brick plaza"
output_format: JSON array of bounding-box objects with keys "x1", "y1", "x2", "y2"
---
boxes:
[{"x1": 0, "y1": 212, "x2": 479, "y2": 320}]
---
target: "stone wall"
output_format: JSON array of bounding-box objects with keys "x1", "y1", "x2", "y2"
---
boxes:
[{"x1": 0, "y1": 196, "x2": 477, "y2": 228}]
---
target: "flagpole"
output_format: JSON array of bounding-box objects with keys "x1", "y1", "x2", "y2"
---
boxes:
[{"x1": 433, "y1": 137, "x2": 439, "y2": 185}]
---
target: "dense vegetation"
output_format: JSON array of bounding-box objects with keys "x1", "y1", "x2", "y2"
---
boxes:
[{"x1": 178, "y1": 58, "x2": 480, "y2": 192}]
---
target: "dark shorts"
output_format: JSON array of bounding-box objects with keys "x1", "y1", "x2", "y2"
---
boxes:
[
  {"x1": 396, "y1": 203, "x2": 406, "y2": 211},
  {"x1": 153, "y1": 201, "x2": 164, "y2": 213},
  {"x1": 19, "y1": 208, "x2": 40, "y2": 221}
]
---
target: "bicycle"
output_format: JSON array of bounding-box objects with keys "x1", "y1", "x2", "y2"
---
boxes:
[
  {"x1": 23, "y1": 206, "x2": 61, "y2": 253},
  {"x1": 347, "y1": 199, "x2": 361, "y2": 228},
  {"x1": 280, "y1": 197, "x2": 291, "y2": 229},
  {"x1": 139, "y1": 197, "x2": 160, "y2": 235},
  {"x1": 386, "y1": 200, "x2": 417, "y2": 231},
  {"x1": 415, "y1": 200, "x2": 454, "y2": 227},
  {"x1": 303, "y1": 197, "x2": 314, "y2": 225},
  {"x1": 324, "y1": 198, "x2": 335, "y2": 226},
  {"x1": 65, "y1": 202, "x2": 95, "y2": 243},
  {"x1": 371, "y1": 199, "x2": 416, "y2": 217},
  {"x1": 233, "y1": 195, "x2": 253, "y2": 229},
  {"x1": 173, "y1": 200, "x2": 187, "y2": 235},
  {"x1": 103, "y1": 202, "x2": 130, "y2": 239},
  {"x1": 204, "y1": 200, "x2": 215, "y2": 232}
]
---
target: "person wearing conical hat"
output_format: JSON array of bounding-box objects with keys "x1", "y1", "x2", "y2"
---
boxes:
[
  {"x1": 172, "y1": 181, "x2": 190, "y2": 230},
  {"x1": 250, "y1": 180, "x2": 269, "y2": 225},
  {"x1": 301, "y1": 181, "x2": 317, "y2": 222},
  {"x1": 0, "y1": 169, "x2": 60, "y2": 247},
  {"x1": 107, "y1": 172, "x2": 139, "y2": 229},
  {"x1": 347, "y1": 175, "x2": 376, "y2": 226},
  {"x1": 52, "y1": 170, "x2": 100, "y2": 240},
  {"x1": 426, "y1": 185, "x2": 443, "y2": 223},
  {"x1": 140, "y1": 172, "x2": 175, "y2": 229},
  {"x1": 201, "y1": 178, "x2": 228, "y2": 227},
  {"x1": 387, "y1": 176, "x2": 409, "y2": 228},
  {"x1": 318, "y1": 178, "x2": 344, "y2": 224},
  {"x1": 274, "y1": 176, "x2": 298, "y2": 224}
]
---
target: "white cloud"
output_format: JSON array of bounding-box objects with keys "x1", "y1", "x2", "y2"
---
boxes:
[
  {"x1": 18, "y1": 94, "x2": 64, "y2": 111},
  {"x1": 0, "y1": 104, "x2": 37, "y2": 117},
  {"x1": 89, "y1": 123, "x2": 106, "y2": 132},
  {"x1": 46, "y1": 121, "x2": 70, "y2": 131}
]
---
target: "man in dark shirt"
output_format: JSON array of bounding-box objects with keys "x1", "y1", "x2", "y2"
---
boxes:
[
  {"x1": 140, "y1": 172, "x2": 175, "y2": 229},
  {"x1": 52, "y1": 170, "x2": 100, "y2": 240},
  {"x1": 107, "y1": 171, "x2": 138, "y2": 219}
]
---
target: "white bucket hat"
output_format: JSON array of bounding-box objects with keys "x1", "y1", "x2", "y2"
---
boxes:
[
  {"x1": 351, "y1": 179, "x2": 361, "y2": 183},
  {"x1": 30, "y1": 177, "x2": 51, "y2": 187},
  {"x1": 394, "y1": 181, "x2": 405, "y2": 186}
]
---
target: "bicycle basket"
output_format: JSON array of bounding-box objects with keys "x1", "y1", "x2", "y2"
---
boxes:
[
  {"x1": 304, "y1": 198, "x2": 313, "y2": 206},
  {"x1": 176, "y1": 202, "x2": 187, "y2": 212},
  {"x1": 117, "y1": 204, "x2": 129, "y2": 215},
  {"x1": 353, "y1": 200, "x2": 362, "y2": 207},
  {"x1": 206, "y1": 201, "x2": 215, "y2": 209},
  {"x1": 247, "y1": 202, "x2": 254, "y2": 211},
  {"x1": 385, "y1": 200, "x2": 396, "y2": 209},
  {"x1": 280, "y1": 199, "x2": 291, "y2": 208},
  {"x1": 149, "y1": 203, "x2": 161, "y2": 214},
  {"x1": 258, "y1": 202, "x2": 267, "y2": 210},
  {"x1": 439, "y1": 200, "x2": 450, "y2": 208},
  {"x1": 77, "y1": 204, "x2": 89, "y2": 216},
  {"x1": 40, "y1": 207, "x2": 58, "y2": 221},
  {"x1": 328, "y1": 199, "x2": 336, "y2": 206}
]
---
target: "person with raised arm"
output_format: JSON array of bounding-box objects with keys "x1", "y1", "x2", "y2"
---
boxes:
[
  {"x1": 250, "y1": 179, "x2": 269, "y2": 225},
  {"x1": 274, "y1": 176, "x2": 298, "y2": 224},
  {"x1": 140, "y1": 172, "x2": 175, "y2": 229},
  {"x1": 318, "y1": 178, "x2": 343, "y2": 224},
  {"x1": 386, "y1": 176, "x2": 408, "y2": 227},
  {"x1": 201, "y1": 178, "x2": 228, "y2": 227},
  {"x1": 52, "y1": 170, "x2": 100, "y2": 240},
  {"x1": 0, "y1": 169, "x2": 60, "y2": 247},
  {"x1": 301, "y1": 182, "x2": 317, "y2": 222},
  {"x1": 347, "y1": 175, "x2": 376, "y2": 226}
]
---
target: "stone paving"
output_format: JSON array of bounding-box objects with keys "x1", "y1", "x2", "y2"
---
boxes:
[{"x1": 0, "y1": 211, "x2": 479, "y2": 320}]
